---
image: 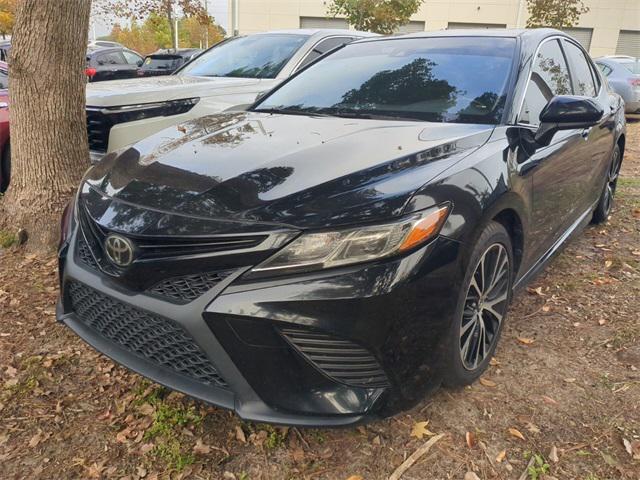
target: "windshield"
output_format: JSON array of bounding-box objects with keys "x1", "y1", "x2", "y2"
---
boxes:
[
  {"x1": 179, "y1": 34, "x2": 309, "y2": 79},
  {"x1": 143, "y1": 55, "x2": 181, "y2": 70},
  {"x1": 255, "y1": 37, "x2": 516, "y2": 124}
]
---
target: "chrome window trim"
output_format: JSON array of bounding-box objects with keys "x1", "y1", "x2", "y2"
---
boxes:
[
  {"x1": 291, "y1": 35, "x2": 356, "y2": 73},
  {"x1": 515, "y1": 34, "x2": 603, "y2": 127}
]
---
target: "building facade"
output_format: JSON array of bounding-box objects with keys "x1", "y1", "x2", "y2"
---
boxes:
[{"x1": 227, "y1": 0, "x2": 639, "y2": 57}]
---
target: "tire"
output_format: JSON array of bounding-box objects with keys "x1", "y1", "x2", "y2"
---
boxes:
[
  {"x1": 592, "y1": 144, "x2": 621, "y2": 224},
  {"x1": 0, "y1": 142, "x2": 10, "y2": 193},
  {"x1": 442, "y1": 221, "x2": 513, "y2": 387}
]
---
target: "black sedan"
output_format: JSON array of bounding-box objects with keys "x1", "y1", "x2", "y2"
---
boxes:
[
  {"x1": 85, "y1": 46, "x2": 144, "y2": 82},
  {"x1": 58, "y1": 29, "x2": 626, "y2": 426}
]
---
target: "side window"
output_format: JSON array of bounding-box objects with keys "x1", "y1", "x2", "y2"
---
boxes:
[
  {"x1": 297, "y1": 37, "x2": 353, "y2": 71},
  {"x1": 0, "y1": 69, "x2": 7, "y2": 89},
  {"x1": 597, "y1": 63, "x2": 612, "y2": 77},
  {"x1": 562, "y1": 40, "x2": 597, "y2": 97},
  {"x1": 122, "y1": 50, "x2": 142, "y2": 65},
  {"x1": 97, "y1": 52, "x2": 125, "y2": 65},
  {"x1": 519, "y1": 39, "x2": 572, "y2": 125}
]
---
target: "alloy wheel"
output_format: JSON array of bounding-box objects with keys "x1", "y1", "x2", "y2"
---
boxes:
[
  {"x1": 460, "y1": 243, "x2": 510, "y2": 370},
  {"x1": 603, "y1": 148, "x2": 621, "y2": 216}
]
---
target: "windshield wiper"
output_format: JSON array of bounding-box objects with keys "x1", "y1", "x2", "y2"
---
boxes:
[
  {"x1": 329, "y1": 110, "x2": 426, "y2": 122},
  {"x1": 253, "y1": 107, "x2": 331, "y2": 117}
]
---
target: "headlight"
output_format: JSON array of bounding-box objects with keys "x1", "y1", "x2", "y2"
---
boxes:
[
  {"x1": 94, "y1": 97, "x2": 200, "y2": 124},
  {"x1": 251, "y1": 204, "x2": 450, "y2": 275}
]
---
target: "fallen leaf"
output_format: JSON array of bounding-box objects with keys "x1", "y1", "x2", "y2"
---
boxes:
[
  {"x1": 525, "y1": 422, "x2": 541, "y2": 434},
  {"x1": 563, "y1": 378, "x2": 576, "y2": 383},
  {"x1": 138, "y1": 403, "x2": 154, "y2": 416},
  {"x1": 136, "y1": 465, "x2": 147, "y2": 478},
  {"x1": 598, "y1": 319, "x2": 606, "y2": 326},
  {"x1": 527, "y1": 286, "x2": 544, "y2": 296},
  {"x1": 28, "y1": 431, "x2": 44, "y2": 448},
  {"x1": 508, "y1": 428, "x2": 525, "y2": 441},
  {"x1": 496, "y1": 449, "x2": 506, "y2": 462},
  {"x1": 465, "y1": 431, "x2": 477, "y2": 448},
  {"x1": 541, "y1": 395, "x2": 558, "y2": 405},
  {"x1": 464, "y1": 472, "x2": 481, "y2": 480},
  {"x1": 542, "y1": 305, "x2": 550, "y2": 312},
  {"x1": 479, "y1": 378, "x2": 497, "y2": 387},
  {"x1": 346, "y1": 476, "x2": 365, "y2": 480},
  {"x1": 235, "y1": 426, "x2": 246, "y2": 443},
  {"x1": 623, "y1": 438, "x2": 640, "y2": 460},
  {"x1": 193, "y1": 438, "x2": 210, "y2": 455},
  {"x1": 549, "y1": 445, "x2": 559, "y2": 463},
  {"x1": 4, "y1": 366, "x2": 17, "y2": 378},
  {"x1": 489, "y1": 357, "x2": 500, "y2": 366},
  {"x1": 410, "y1": 421, "x2": 436, "y2": 440},
  {"x1": 517, "y1": 337, "x2": 535, "y2": 345}
]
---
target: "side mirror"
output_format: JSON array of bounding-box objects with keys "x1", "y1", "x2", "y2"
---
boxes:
[
  {"x1": 137, "y1": 60, "x2": 143, "y2": 67},
  {"x1": 535, "y1": 95, "x2": 603, "y2": 146}
]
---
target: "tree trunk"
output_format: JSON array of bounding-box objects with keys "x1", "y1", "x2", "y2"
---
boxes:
[{"x1": 1, "y1": 0, "x2": 91, "y2": 251}]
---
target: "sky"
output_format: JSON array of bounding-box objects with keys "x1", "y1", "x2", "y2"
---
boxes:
[{"x1": 91, "y1": 0, "x2": 229, "y2": 39}]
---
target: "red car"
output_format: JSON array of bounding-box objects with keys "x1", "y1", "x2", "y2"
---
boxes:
[{"x1": 0, "y1": 86, "x2": 9, "y2": 193}]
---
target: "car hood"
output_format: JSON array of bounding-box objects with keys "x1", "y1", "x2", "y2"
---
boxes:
[
  {"x1": 83, "y1": 112, "x2": 494, "y2": 233},
  {"x1": 85, "y1": 75, "x2": 270, "y2": 107}
]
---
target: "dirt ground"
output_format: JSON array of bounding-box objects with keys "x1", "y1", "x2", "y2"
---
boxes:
[{"x1": 1, "y1": 123, "x2": 639, "y2": 480}]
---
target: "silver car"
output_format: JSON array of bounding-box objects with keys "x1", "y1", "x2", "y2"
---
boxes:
[
  {"x1": 85, "y1": 29, "x2": 378, "y2": 161},
  {"x1": 595, "y1": 56, "x2": 640, "y2": 114}
]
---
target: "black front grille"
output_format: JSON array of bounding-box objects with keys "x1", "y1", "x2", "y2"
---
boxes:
[
  {"x1": 148, "y1": 269, "x2": 236, "y2": 303},
  {"x1": 68, "y1": 281, "x2": 228, "y2": 388},
  {"x1": 280, "y1": 327, "x2": 390, "y2": 389},
  {"x1": 86, "y1": 108, "x2": 113, "y2": 153}
]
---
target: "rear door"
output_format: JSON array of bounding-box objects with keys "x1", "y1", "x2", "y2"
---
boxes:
[{"x1": 517, "y1": 38, "x2": 585, "y2": 264}]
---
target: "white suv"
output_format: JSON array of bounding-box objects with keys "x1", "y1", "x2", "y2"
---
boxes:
[{"x1": 85, "y1": 29, "x2": 376, "y2": 162}]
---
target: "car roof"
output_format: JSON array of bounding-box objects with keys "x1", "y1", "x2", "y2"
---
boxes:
[
  {"x1": 87, "y1": 46, "x2": 140, "y2": 56},
  {"x1": 354, "y1": 27, "x2": 568, "y2": 44},
  {"x1": 253, "y1": 28, "x2": 377, "y2": 39}
]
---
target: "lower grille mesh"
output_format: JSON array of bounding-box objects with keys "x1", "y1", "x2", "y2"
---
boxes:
[
  {"x1": 280, "y1": 327, "x2": 390, "y2": 389},
  {"x1": 148, "y1": 270, "x2": 236, "y2": 303},
  {"x1": 68, "y1": 282, "x2": 227, "y2": 388}
]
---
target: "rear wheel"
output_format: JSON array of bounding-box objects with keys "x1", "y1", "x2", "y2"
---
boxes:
[
  {"x1": 592, "y1": 144, "x2": 621, "y2": 224},
  {"x1": 443, "y1": 221, "x2": 513, "y2": 386}
]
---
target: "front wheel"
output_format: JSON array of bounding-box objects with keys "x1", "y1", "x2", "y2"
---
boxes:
[
  {"x1": 592, "y1": 144, "x2": 621, "y2": 224},
  {"x1": 443, "y1": 221, "x2": 513, "y2": 387}
]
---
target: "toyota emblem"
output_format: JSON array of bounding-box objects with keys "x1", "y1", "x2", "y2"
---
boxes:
[{"x1": 104, "y1": 234, "x2": 135, "y2": 267}]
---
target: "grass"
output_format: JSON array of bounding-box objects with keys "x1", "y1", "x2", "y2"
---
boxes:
[{"x1": 0, "y1": 229, "x2": 16, "y2": 248}]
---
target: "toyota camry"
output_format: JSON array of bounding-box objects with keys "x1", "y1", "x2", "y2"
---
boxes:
[{"x1": 57, "y1": 29, "x2": 626, "y2": 426}]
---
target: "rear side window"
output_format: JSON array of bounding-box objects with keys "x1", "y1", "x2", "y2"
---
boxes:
[
  {"x1": 597, "y1": 63, "x2": 613, "y2": 77},
  {"x1": 562, "y1": 40, "x2": 597, "y2": 97},
  {"x1": 297, "y1": 37, "x2": 354, "y2": 70},
  {"x1": 519, "y1": 39, "x2": 571, "y2": 125},
  {"x1": 97, "y1": 51, "x2": 126, "y2": 65}
]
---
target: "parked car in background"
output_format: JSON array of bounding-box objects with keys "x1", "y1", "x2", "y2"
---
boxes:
[
  {"x1": 137, "y1": 48, "x2": 203, "y2": 77},
  {"x1": 59, "y1": 29, "x2": 626, "y2": 425},
  {"x1": 0, "y1": 61, "x2": 7, "y2": 89},
  {"x1": 88, "y1": 40, "x2": 124, "y2": 49},
  {"x1": 85, "y1": 46, "x2": 144, "y2": 83},
  {"x1": 0, "y1": 41, "x2": 10, "y2": 62},
  {"x1": 84, "y1": 29, "x2": 377, "y2": 162},
  {"x1": 0, "y1": 90, "x2": 9, "y2": 193},
  {"x1": 595, "y1": 56, "x2": 640, "y2": 114}
]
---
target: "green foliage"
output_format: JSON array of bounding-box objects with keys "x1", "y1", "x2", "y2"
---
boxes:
[
  {"x1": 145, "y1": 402, "x2": 202, "y2": 439},
  {"x1": 327, "y1": 0, "x2": 424, "y2": 34},
  {"x1": 152, "y1": 438, "x2": 195, "y2": 471},
  {"x1": 525, "y1": 452, "x2": 550, "y2": 480},
  {"x1": 526, "y1": 0, "x2": 589, "y2": 28},
  {"x1": 0, "y1": 229, "x2": 16, "y2": 248},
  {"x1": 106, "y1": 13, "x2": 225, "y2": 55}
]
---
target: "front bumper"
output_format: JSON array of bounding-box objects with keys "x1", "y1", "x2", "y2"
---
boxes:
[{"x1": 58, "y1": 227, "x2": 462, "y2": 425}]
